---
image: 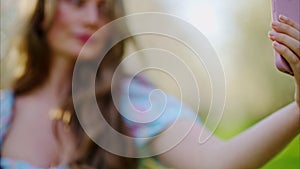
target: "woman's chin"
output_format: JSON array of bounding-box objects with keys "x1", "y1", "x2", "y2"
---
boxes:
[
  {"x1": 59, "y1": 42, "x2": 106, "y2": 61},
  {"x1": 77, "y1": 44, "x2": 105, "y2": 61}
]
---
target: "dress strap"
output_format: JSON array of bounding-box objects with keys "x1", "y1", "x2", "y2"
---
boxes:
[{"x1": 0, "y1": 90, "x2": 14, "y2": 150}]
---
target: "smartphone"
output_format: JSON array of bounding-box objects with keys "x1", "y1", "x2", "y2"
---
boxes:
[{"x1": 271, "y1": 0, "x2": 299, "y2": 75}]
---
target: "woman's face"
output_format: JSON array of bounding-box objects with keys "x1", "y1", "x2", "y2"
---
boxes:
[{"x1": 46, "y1": 0, "x2": 110, "y2": 59}]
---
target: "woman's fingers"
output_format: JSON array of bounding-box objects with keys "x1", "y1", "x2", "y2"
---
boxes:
[
  {"x1": 272, "y1": 41, "x2": 300, "y2": 80},
  {"x1": 269, "y1": 31, "x2": 300, "y2": 57},
  {"x1": 269, "y1": 16, "x2": 300, "y2": 61},
  {"x1": 272, "y1": 21, "x2": 300, "y2": 41},
  {"x1": 271, "y1": 15, "x2": 300, "y2": 107},
  {"x1": 279, "y1": 15, "x2": 300, "y2": 31}
]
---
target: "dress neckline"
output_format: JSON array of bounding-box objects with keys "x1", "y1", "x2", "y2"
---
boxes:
[{"x1": 0, "y1": 90, "x2": 67, "y2": 169}]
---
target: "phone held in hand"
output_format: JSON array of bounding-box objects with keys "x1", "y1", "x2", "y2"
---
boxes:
[{"x1": 271, "y1": 0, "x2": 299, "y2": 76}]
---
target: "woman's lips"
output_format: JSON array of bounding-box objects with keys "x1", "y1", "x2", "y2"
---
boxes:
[{"x1": 77, "y1": 34, "x2": 93, "y2": 43}]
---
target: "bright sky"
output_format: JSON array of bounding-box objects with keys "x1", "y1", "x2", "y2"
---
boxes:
[
  {"x1": 179, "y1": 1, "x2": 222, "y2": 39},
  {"x1": 159, "y1": 0, "x2": 240, "y2": 70},
  {"x1": 163, "y1": 0, "x2": 239, "y2": 50}
]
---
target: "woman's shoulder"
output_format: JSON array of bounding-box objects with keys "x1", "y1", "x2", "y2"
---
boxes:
[
  {"x1": 119, "y1": 75, "x2": 199, "y2": 147},
  {"x1": 0, "y1": 89, "x2": 14, "y2": 118},
  {"x1": 1, "y1": 157, "x2": 69, "y2": 169},
  {"x1": 0, "y1": 89, "x2": 15, "y2": 147},
  {"x1": 1, "y1": 89, "x2": 14, "y2": 106}
]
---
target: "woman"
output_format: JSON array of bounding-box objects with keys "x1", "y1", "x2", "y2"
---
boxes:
[
  {"x1": 1, "y1": 0, "x2": 137, "y2": 168},
  {"x1": 1, "y1": 0, "x2": 299, "y2": 169}
]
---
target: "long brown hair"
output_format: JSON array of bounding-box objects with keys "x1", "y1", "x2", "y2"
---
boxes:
[{"x1": 7, "y1": 0, "x2": 137, "y2": 168}]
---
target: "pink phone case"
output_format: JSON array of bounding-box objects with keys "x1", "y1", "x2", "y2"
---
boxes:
[{"x1": 271, "y1": 0, "x2": 299, "y2": 75}]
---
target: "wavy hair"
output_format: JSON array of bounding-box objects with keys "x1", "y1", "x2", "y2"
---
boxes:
[{"x1": 5, "y1": 0, "x2": 137, "y2": 168}]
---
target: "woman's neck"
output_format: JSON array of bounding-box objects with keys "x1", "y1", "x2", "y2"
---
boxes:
[{"x1": 33, "y1": 54, "x2": 75, "y2": 103}]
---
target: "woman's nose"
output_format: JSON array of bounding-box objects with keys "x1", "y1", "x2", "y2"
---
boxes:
[{"x1": 84, "y1": 3, "x2": 100, "y2": 26}]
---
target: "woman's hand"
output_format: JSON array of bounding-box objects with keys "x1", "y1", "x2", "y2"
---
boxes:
[{"x1": 269, "y1": 15, "x2": 300, "y2": 108}]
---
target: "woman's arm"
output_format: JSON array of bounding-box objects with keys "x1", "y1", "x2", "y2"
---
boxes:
[
  {"x1": 150, "y1": 16, "x2": 300, "y2": 169},
  {"x1": 151, "y1": 103, "x2": 299, "y2": 169}
]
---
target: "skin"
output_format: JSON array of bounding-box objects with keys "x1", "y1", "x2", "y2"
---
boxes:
[
  {"x1": 46, "y1": 0, "x2": 109, "y2": 59},
  {"x1": 270, "y1": 15, "x2": 300, "y2": 107},
  {"x1": 150, "y1": 16, "x2": 300, "y2": 169},
  {"x1": 2, "y1": 0, "x2": 109, "y2": 167},
  {"x1": 2, "y1": 1, "x2": 300, "y2": 168}
]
